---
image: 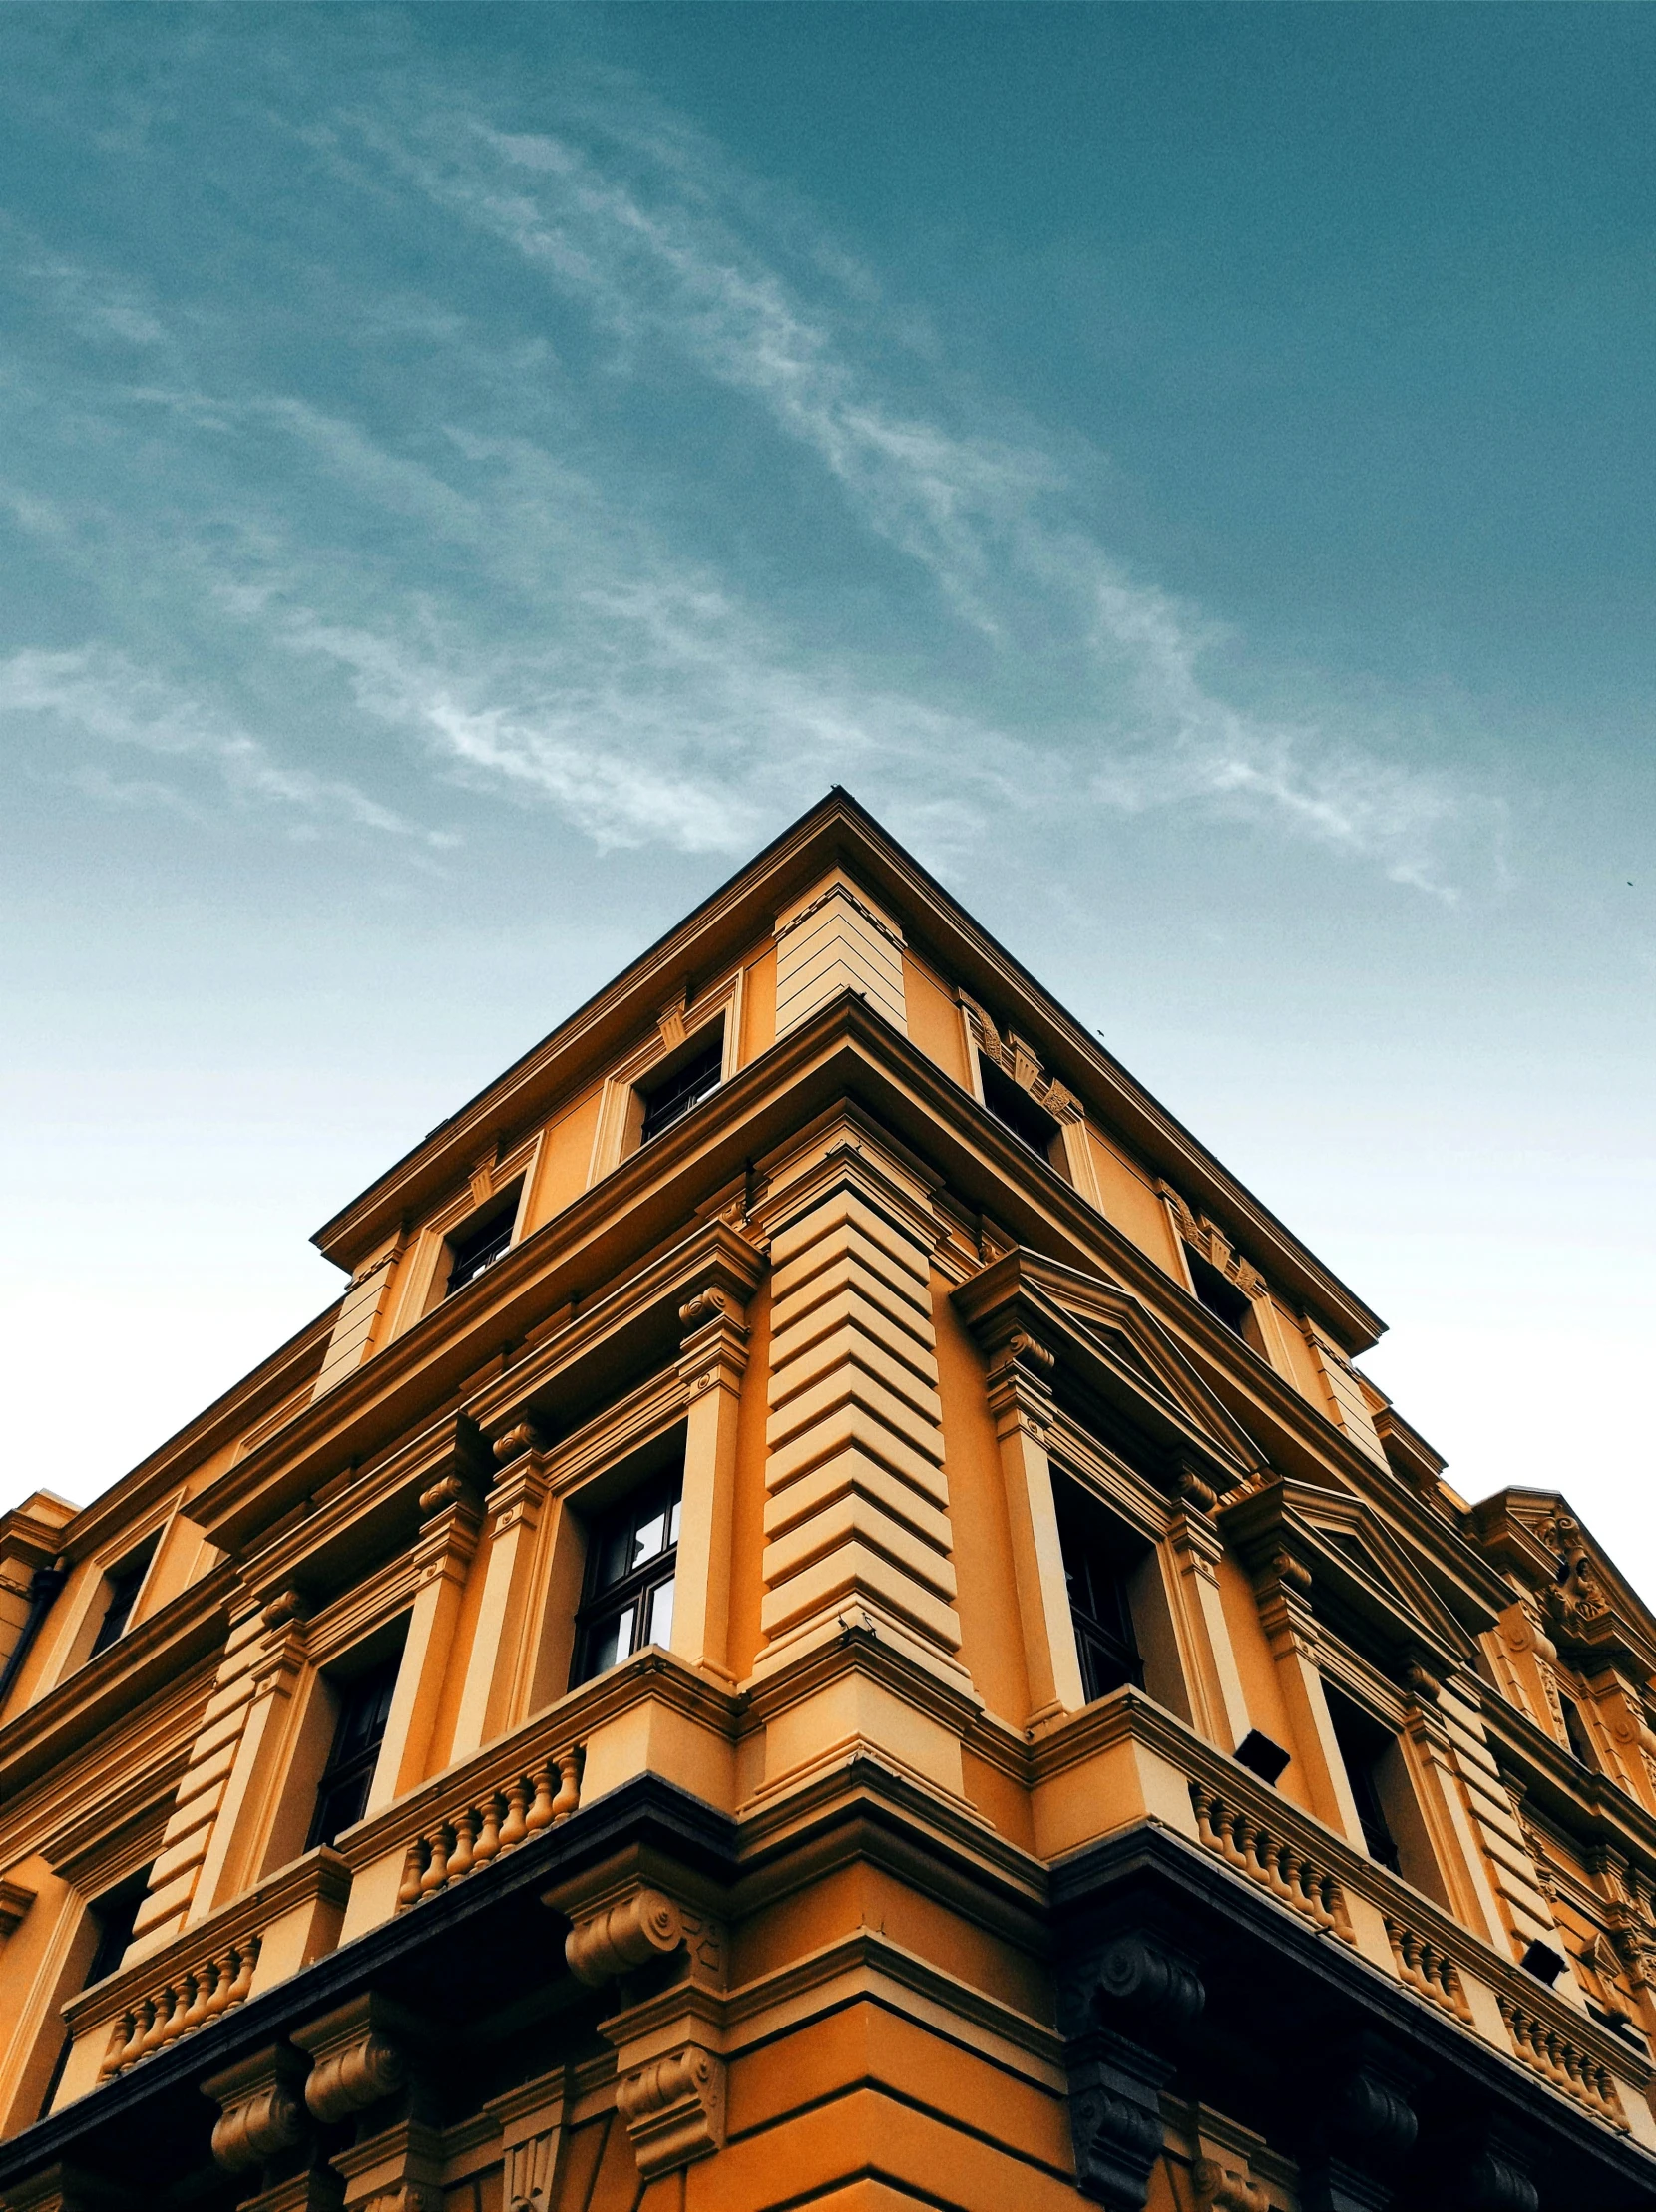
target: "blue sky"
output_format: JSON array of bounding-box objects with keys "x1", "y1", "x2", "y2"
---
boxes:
[{"x1": 2, "y1": 7, "x2": 1652, "y2": 1574}]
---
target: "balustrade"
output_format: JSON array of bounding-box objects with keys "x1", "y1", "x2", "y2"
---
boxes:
[
  {"x1": 1383, "y1": 1914, "x2": 1472, "y2": 2021},
  {"x1": 1189, "y1": 1779, "x2": 1354, "y2": 1941},
  {"x1": 396, "y1": 1746, "x2": 582, "y2": 1910},
  {"x1": 1498, "y1": 1995, "x2": 1630, "y2": 2129},
  {"x1": 98, "y1": 1937, "x2": 261, "y2": 2079}
]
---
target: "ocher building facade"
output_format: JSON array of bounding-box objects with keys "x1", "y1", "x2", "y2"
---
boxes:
[{"x1": 3, "y1": 792, "x2": 1656, "y2": 2212}]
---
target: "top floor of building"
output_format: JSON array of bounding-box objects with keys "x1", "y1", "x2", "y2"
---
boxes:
[{"x1": 4, "y1": 791, "x2": 1656, "y2": 2192}]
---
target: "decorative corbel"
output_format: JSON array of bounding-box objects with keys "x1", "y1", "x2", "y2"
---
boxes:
[
  {"x1": 491, "y1": 1420, "x2": 548, "y2": 1469},
  {"x1": 676, "y1": 1283, "x2": 750, "y2": 1403},
  {"x1": 1193, "y1": 2154, "x2": 1267, "y2": 2212},
  {"x1": 1296, "y1": 2037, "x2": 1421, "y2": 2212},
  {"x1": 615, "y1": 2044, "x2": 726, "y2": 2179},
  {"x1": 289, "y1": 1993, "x2": 421, "y2": 2125},
  {"x1": 564, "y1": 1887, "x2": 685, "y2": 1987},
  {"x1": 1061, "y1": 1925, "x2": 1204, "y2": 2210},
  {"x1": 548, "y1": 1870, "x2": 728, "y2": 2182},
  {"x1": 201, "y1": 2045, "x2": 310, "y2": 2175}
]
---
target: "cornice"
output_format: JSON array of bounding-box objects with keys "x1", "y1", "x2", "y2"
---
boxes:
[
  {"x1": 184, "y1": 995, "x2": 1421, "y2": 1578},
  {"x1": 309, "y1": 789, "x2": 1385, "y2": 1350},
  {"x1": 1482, "y1": 1694, "x2": 1656, "y2": 1873},
  {"x1": 0, "y1": 1561, "x2": 234, "y2": 1802}
]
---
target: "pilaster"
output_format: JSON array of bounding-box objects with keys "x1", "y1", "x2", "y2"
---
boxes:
[
  {"x1": 753, "y1": 1125, "x2": 963, "y2": 1683},
  {"x1": 1159, "y1": 1466, "x2": 1253, "y2": 1756},
  {"x1": 669, "y1": 1285, "x2": 750, "y2": 1678},
  {"x1": 977, "y1": 1318, "x2": 1085, "y2": 1726},
  {"x1": 1248, "y1": 1545, "x2": 1365, "y2": 1840},
  {"x1": 374, "y1": 1475, "x2": 483, "y2": 1801},
  {"x1": 445, "y1": 1443, "x2": 554, "y2": 1767}
]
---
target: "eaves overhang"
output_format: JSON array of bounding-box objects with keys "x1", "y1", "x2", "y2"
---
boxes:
[
  {"x1": 0, "y1": 1560, "x2": 234, "y2": 1800},
  {"x1": 308, "y1": 788, "x2": 1385, "y2": 1352}
]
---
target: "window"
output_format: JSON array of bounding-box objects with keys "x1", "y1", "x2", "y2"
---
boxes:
[
  {"x1": 1559, "y1": 1693, "x2": 1600, "y2": 1771},
  {"x1": 306, "y1": 1657, "x2": 401, "y2": 1850},
  {"x1": 444, "y1": 1185, "x2": 521, "y2": 1298},
  {"x1": 83, "y1": 1866, "x2": 152, "y2": 1989},
  {"x1": 87, "y1": 1536, "x2": 159, "y2": 1660},
  {"x1": 1326, "y1": 1687, "x2": 1402, "y2": 1872},
  {"x1": 572, "y1": 1471, "x2": 683, "y2": 1686},
  {"x1": 638, "y1": 1030, "x2": 724, "y2": 1147},
  {"x1": 1055, "y1": 1482, "x2": 1144, "y2": 1703},
  {"x1": 979, "y1": 1056, "x2": 1062, "y2": 1163},
  {"x1": 38, "y1": 1864, "x2": 153, "y2": 2117},
  {"x1": 1186, "y1": 1249, "x2": 1252, "y2": 1337}
]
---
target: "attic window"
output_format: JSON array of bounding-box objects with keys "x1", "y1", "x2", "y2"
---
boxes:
[
  {"x1": 638, "y1": 1025, "x2": 725, "y2": 1147},
  {"x1": 1186, "y1": 1249, "x2": 1252, "y2": 1335},
  {"x1": 1559, "y1": 1693, "x2": 1600, "y2": 1771},
  {"x1": 979, "y1": 1057, "x2": 1062, "y2": 1162},
  {"x1": 444, "y1": 1185, "x2": 522, "y2": 1297},
  {"x1": 87, "y1": 1535, "x2": 159, "y2": 1659}
]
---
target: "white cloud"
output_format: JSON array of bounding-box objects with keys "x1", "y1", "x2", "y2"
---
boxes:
[{"x1": 0, "y1": 646, "x2": 455, "y2": 846}]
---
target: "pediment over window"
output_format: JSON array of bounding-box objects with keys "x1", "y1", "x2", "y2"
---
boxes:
[
  {"x1": 1475, "y1": 1489, "x2": 1656, "y2": 1679},
  {"x1": 953, "y1": 1247, "x2": 1266, "y2": 1498},
  {"x1": 1224, "y1": 1474, "x2": 1490, "y2": 1677}
]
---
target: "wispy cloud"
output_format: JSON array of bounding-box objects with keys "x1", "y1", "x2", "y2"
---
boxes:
[
  {"x1": 0, "y1": 647, "x2": 455, "y2": 845},
  {"x1": 0, "y1": 45, "x2": 1500, "y2": 894}
]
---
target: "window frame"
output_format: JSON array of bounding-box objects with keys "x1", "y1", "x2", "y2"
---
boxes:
[
  {"x1": 570, "y1": 1465, "x2": 684, "y2": 1689},
  {"x1": 1052, "y1": 1474, "x2": 1147, "y2": 1705},
  {"x1": 305, "y1": 1650, "x2": 405, "y2": 1852}
]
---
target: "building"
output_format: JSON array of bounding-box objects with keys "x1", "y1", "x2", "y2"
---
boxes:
[{"x1": 2, "y1": 789, "x2": 1655, "y2": 2212}]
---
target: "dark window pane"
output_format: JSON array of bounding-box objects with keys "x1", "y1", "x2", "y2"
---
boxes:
[
  {"x1": 572, "y1": 1469, "x2": 683, "y2": 1687},
  {"x1": 1187, "y1": 1250, "x2": 1252, "y2": 1335},
  {"x1": 1327, "y1": 1688, "x2": 1401, "y2": 1872},
  {"x1": 1055, "y1": 1486, "x2": 1143, "y2": 1704},
  {"x1": 1560, "y1": 1695, "x2": 1599, "y2": 1770},
  {"x1": 445, "y1": 1206, "x2": 515, "y2": 1296},
  {"x1": 639, "y1": 1035, "x2": 724, "y2": 1146},
  {"x1": 88, "y1": 1540, "x2": 158, "y2": 1659},
  {"x1": 979, "y1": 1058, "x2": 1060, "y2": 1157},
  {"x1": 307, "y1": 1654, "x2": 402, "y2": 1850},
  {"x1": 85, "y1": 1866, "x2": 152, "y2": 1988}
]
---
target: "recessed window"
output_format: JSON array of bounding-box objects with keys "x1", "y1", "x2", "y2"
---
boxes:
[
  {"x1": 1559, "y1": 1693, "x2": 1600, "y2": 1771},
  {"x1": 979, "y1": 1055, "x2": 1062, "y2": 1162},
  {"x1": 638, "y1": 1028, "x2": 724, "y2": 1147},
  {"x1": 571, "y1": 1469, "x2": 683, "y2": 1686},
  {"x1": 306, "y1": 1655, "x2": 401, "y2": 1850},
  {"x1": 1055, "y1": 1481, "x2": 1144, "y2": 1703},
  {"x1": 444, "y1": 1187, "x2": 521, "y2": 1298},
  {"x1": 87, "y1": 1536, "x2": 159, "y2": 1660},
  {"x1": 37, "y1": 1865, "x2": 154, "y2": 2117},
  {"x1": 1326, "y1": 1686, "x2": 1402, "y2": 1872},
  {"x1": 1186, "y1": 1249, "x2": 1252, "y2": 1336}
]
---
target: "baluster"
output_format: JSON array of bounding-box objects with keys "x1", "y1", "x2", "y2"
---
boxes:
[
  {"x1": 224, "y1": 1939, "x2": 258, "y2": 2009},
  {"x1": 135, "y1": 1991, "x2": 172, "y2": 2059},
  {"x1": 397, "y1": 1841, "x2": 426, "y2": 1911},
  {"x1": 498, "y1": 1778, "x2": 530, "y2": 1851},
  {"x1": 551, "y1": 1749, "x2": 581, "y2": 1823},
  {"x1": 526, "y1": 1762, "x2": 557, "y2": 1833},
  {"x1": 100, "y1": 2015, "x2": 135, "y2": 2079},
  {"x1": 419, "y1": 1824, "x2": 451, "y2": 1896},
  {"x1": 181, "y1": 1963, "x2": 213, "y2": 2033},
  {"x1": 162, "y1": 1974, "x2": 196, "y2": 2044},
  {"x1": 1225, "y1": 1806, "x2": 1254, "y2": 1873},
  {"x1": 447, "y1": 1805, "x2": 478, "y2": 1880},
  {"x1": 1190, "y1": 1782, "x2": 1218, "y2": 1850},
  {"x1": 203, "y1": 1951, "x2": 233, "y2": 2020},
  {"x1": 473, "y1": 1792, "x2": 503, "y2": 1866}
]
